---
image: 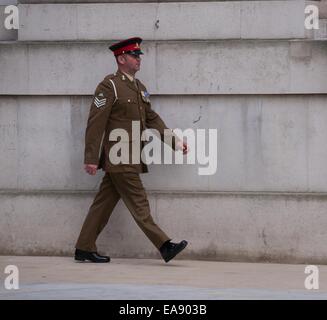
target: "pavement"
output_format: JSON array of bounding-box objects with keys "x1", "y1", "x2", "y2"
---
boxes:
[{"x1": 0, "y1": 256, "x2": 327, "y2": 300}]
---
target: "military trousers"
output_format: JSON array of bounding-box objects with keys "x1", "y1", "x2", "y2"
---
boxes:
[{"x1": 75, "y1": 171, "x2": 171, "y2": 252}]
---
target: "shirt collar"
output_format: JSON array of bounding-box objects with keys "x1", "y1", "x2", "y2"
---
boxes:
[{"x1": 121, "y1": 71, "x2": 135, "y2": 82}]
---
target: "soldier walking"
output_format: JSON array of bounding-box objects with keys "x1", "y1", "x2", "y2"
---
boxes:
[{"x1": 75, "y1": 37, "x2": 188, "y2": 263}]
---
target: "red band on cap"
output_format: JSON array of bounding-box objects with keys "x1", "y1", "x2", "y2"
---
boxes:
[{"x1": 114, "y1": 43, "x2": 140, "y2": 56}]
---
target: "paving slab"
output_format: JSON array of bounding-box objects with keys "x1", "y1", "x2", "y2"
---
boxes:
[{"x1": 0, "y1": 256, "x2": 326, "y2": 299}]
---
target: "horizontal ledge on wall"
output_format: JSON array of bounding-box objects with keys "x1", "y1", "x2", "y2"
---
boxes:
[
  {"x1": 17, "y1": 1, "x2": 307, "y2": 41},
  {"x1": 1, "y1": 93, "x2": 327, "y2": 98},
  {"x1": 1, "y1": 40, "x2": 326, "y2": 95},
  {"x1": 1, "y1": 39, "x2": 324, "y2": 45},
  {"x1": 18, "y1": 0, "x2": 307, "y2": 2},
  {"x1": 2, "y1": 189, "x2": 327, "y2": 198},
  {"x1": 1, "y1": 95, "x2": 327, "y2": 192}
]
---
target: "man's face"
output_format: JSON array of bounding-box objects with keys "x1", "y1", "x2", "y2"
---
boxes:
[{"x1": 120, "y1": 53, "x2": 141, "y2": 73}]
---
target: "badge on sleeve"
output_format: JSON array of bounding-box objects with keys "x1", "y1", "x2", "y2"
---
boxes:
[
  {"x1": 94, "y1": 92, "x2": 107, "y2": 108},
  {"x1": 141, "y1": 91, "x2": 150, "y2": 103}
]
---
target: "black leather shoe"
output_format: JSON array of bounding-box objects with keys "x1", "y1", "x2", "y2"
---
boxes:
[
  {"x1": 160, "y1": 240, "x2": 188, "y2": 263},
  {"x1": 74, "y1": 249, "x2": 110, "y2": 263}
]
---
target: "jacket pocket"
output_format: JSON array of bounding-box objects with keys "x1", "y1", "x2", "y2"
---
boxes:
[{"x1": 119, "y1": 97, "x2": 140, "y2": 120}]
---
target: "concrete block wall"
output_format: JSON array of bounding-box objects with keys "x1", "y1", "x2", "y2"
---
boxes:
[{"x1": 1, "y1": 0, "x2": 327, "y2": 264}]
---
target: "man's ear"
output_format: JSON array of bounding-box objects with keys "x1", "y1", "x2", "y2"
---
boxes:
[{"x1": 117, "y1": 55, "x2": 125, "y2": 65}]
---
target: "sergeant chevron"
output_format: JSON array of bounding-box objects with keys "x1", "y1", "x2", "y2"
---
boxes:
[{"x1": 94, "y1": 96, "x2": 107, "y2": 108}]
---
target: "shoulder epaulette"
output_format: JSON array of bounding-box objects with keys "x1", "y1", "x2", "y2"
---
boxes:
[{"x1": 103, "y1": 74, "x2": 117, "y2": 104}]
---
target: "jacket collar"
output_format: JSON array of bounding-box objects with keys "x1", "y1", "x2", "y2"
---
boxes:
[{"x1": 116, "y1": 69, "x2": 139, "y2": 92}]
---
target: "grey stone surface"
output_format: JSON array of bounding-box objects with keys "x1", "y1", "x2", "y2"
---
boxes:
[
  {"x1": 308, "y1": 0, "x2": 327, "y2": 19},
  {"x1": 314, "y1": 19, "x2": 327, "y2": 39},
  {"x1": 16, "y1": 0, "x2": 309, "y2": 3},
  {"x1": 0, "y1": 1, "x2": 17, "y2": 5},
  {"x1": 1, "y1": 95, "x2": 327, "y2": 192},
  {"x1": 2, "y1": 283, "x2": 327, "y2": 300},
  {"x1": 0, "y1": 41, "x2": 326, "y2": 95},
  {"x1": 1, "y1": 191, "x2": 327, "y2": 263},
  {"x1": 17, "y1": 1, "x2": 306, "y2": 41},
  {"x1": 1, "y1": 256, "x2": 327, "y2": 300}
]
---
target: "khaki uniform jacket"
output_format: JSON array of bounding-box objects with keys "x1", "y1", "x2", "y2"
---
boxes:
[{"x1": 84, "y1": 70, "x2": 178, "y2": 173}]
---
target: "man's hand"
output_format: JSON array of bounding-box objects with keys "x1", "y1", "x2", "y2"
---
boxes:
[
  {"x1": 84, "y1": 164, "x2": 98, "y2": 175},
  {"x1": 176, "y1": 140, "x2": 189, "y2": 154}
]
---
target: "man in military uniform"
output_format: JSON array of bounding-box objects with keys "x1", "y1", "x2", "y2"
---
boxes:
[{"x1": 74, "y1": 37, "x2": 188, "y2": 263}]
